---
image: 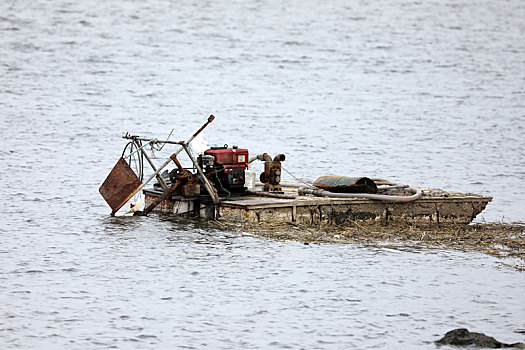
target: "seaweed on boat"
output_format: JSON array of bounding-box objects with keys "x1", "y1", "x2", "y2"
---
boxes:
[{"x1": 212, "y1": 220, "x2": 525, "y2": 270}]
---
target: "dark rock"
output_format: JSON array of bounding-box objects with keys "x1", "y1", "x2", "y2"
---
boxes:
[{"x1": 436, "y1": 328, "x2": 525, "y2": 348}]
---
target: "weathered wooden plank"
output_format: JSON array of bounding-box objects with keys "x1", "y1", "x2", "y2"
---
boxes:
[{"x1": 220, "y1": 196, "x2": 492, "y2": 210}]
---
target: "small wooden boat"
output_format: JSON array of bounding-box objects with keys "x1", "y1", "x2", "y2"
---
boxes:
[{"x1": 100, "y1": 116, "x2": 492, "y2": 226}]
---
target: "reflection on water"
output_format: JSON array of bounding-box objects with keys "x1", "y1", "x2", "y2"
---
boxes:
[{"x1": 1, "y1": 0, "x2": 524, "y2": 348}]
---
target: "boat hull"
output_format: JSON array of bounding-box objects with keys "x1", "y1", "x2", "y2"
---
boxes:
[{"x1": 143, "y1": 187, "x2": 491, "y2": 226}]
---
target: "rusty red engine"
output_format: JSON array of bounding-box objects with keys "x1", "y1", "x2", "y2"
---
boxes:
[{"x1": 199, "y1": 145, "x2": 249, "y2": 194}]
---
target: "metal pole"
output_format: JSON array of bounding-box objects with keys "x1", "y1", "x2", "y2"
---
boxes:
[
  {"x1": 123, "y1": 136, "x2": 184, "y2": 145},
  {"x1": 142, "y1": 150, "x2": 168, "y2": 191},
  {"x1": 182, "y1": 144, "x2": 220, "y2": 205}
]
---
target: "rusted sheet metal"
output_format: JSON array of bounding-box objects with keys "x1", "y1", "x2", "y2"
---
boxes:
[
  {"x1": 313, "y1": 176, "x2": 378, "y2": 194},
  {"x1": 99, "y1": 157, "x2": 142, "y2": 214}
]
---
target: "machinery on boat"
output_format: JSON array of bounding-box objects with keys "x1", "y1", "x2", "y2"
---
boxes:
[
  {"x1": 99, "y1": 116, "x2": 492, "y2": 226},
  {"x1": 199, "y1": 145, "x2": 249, "y2": 194}
]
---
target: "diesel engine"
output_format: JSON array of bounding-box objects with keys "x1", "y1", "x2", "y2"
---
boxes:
[{"x1": 198, "y1": 145, "x2": 248, "y2": 194}]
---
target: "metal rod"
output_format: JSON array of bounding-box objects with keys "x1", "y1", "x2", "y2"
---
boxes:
[
  {"x1": 123, "y1": 136, "x2": 184, "y2": 145},
  {"x1": 123, "y1": 115, "x2": 215, "y2": 146},
  {"x1": 110, "y1": 115, "x2": 215, "y2": 215},
  {"x1": 142, "y1": 150, "x2": 168, "y2": 191},
  {"x1": 142, "y1": 179, "x2": 181, "y2": 215},
  {"x1": 182, "y1": 143, "x2": 219, "y2": 205}
]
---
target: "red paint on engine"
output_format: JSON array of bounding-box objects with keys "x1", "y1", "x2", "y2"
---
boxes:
[{"x1": 205, "y1": 148, "x2": 249, "y2": 165}]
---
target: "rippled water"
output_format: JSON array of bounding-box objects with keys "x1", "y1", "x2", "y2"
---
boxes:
[{"x1": 1, "y1": 0, "x2": 524, "y2": 348}]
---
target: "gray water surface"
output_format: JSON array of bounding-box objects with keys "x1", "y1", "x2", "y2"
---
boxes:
[{"x1": 1, "y1": 0, "x2": 524, "y2": 348}]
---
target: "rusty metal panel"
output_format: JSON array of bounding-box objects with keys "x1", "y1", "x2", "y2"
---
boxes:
[{"x1": 99, "y1": 157, "x2": 142, "y2": 212}]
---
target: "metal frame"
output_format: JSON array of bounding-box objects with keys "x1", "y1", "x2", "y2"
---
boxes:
[{"x1": 109, "y1": 115, "x2": 219, "y2": 216}]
